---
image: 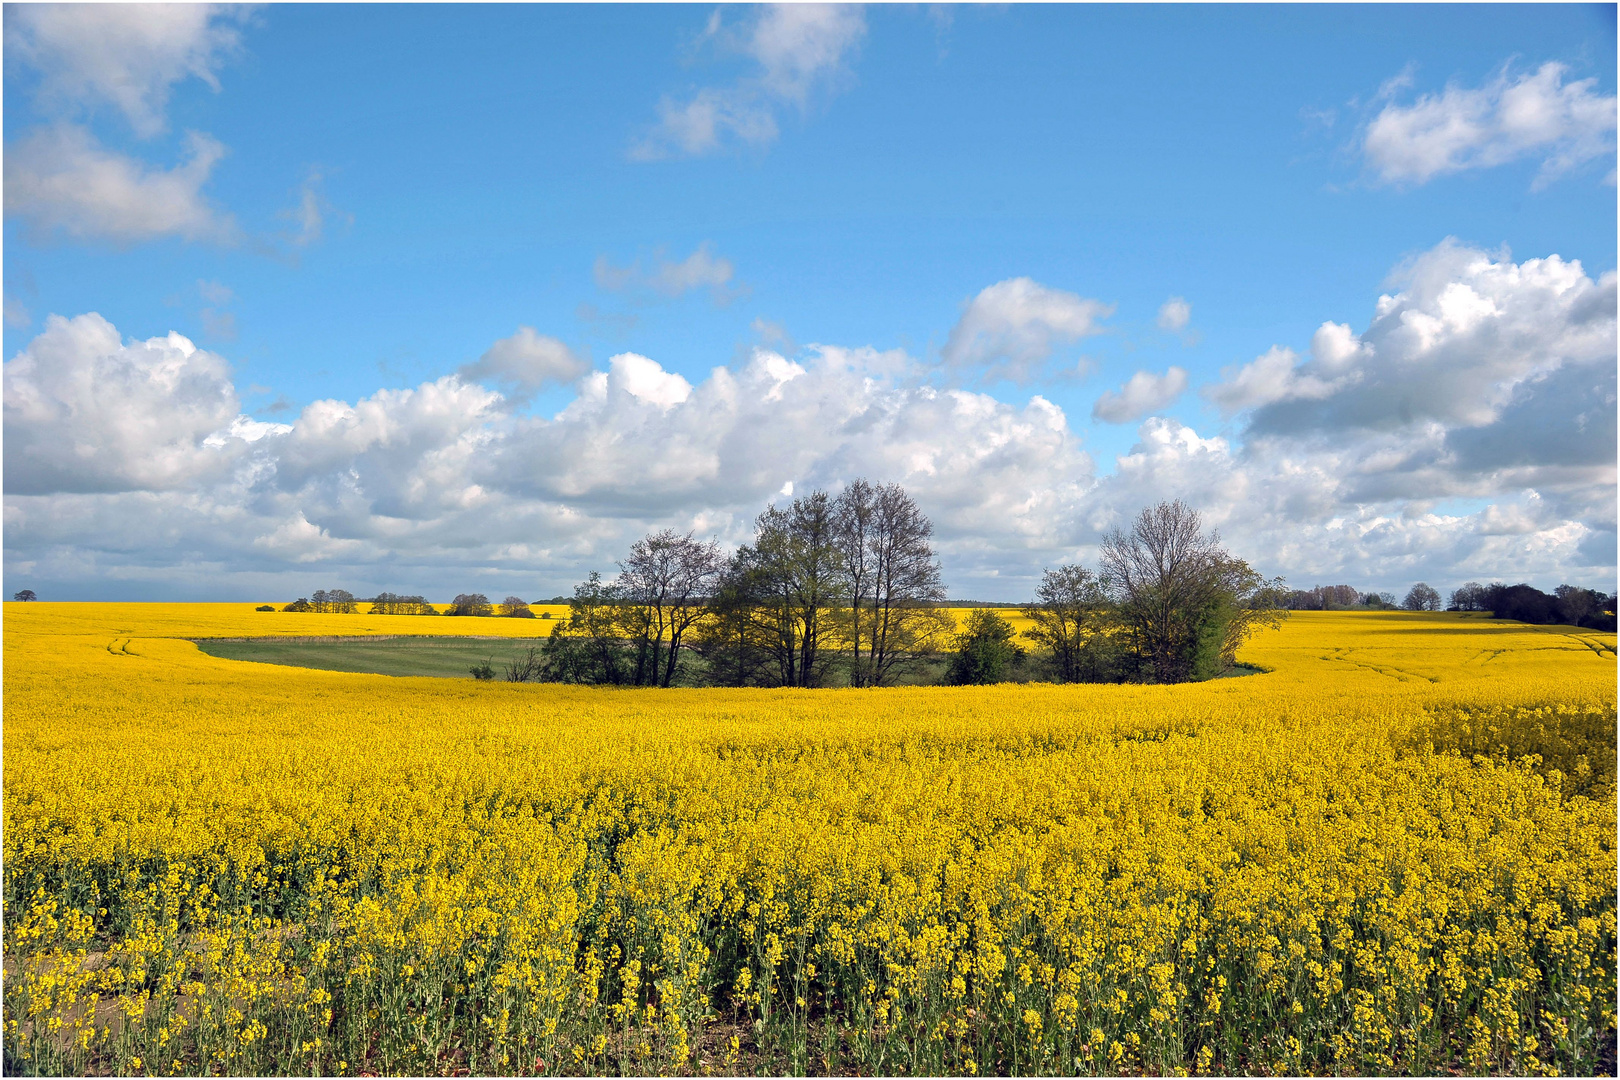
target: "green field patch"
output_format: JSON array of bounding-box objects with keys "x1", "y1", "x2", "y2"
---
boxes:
[{"x1": 195, "y1": 635, "x2": 542, "y2": 679}]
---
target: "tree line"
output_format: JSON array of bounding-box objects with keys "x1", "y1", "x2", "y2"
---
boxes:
[
  {"x1": 278, "y1": 591, "x2": 542, "y2": 617},
  {"x1": 263, "y1": 487, "x2": 1616, "y2": 687},
  {"x1": 522, "y1": 493, "x2": 1287, "y2": 688},
  {"x1": 1448, "y1": 581, "x2": 1616, "y2": 630},
  {"x1": 1279, "y1": 580, "x2": 1615, "y2": 630}
]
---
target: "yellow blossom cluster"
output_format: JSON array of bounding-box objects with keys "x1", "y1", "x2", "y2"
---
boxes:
[{"x1": 3, "y1": 604, "x2": 1613, "y2": 1075}]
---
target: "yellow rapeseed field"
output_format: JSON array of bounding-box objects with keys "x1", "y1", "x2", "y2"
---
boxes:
[{"x1": 3, "y1": 604, "x2": 1615, "y2": 1076}]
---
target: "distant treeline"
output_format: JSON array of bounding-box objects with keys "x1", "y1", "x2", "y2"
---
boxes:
[
  {"x1": 1280, "y1": 580, "x2": 1615, "y2": 630},
  {"x1": 1449, "y1": 581, "x2": 1616, "y2": 631},
  {"x1": 275, "y1": 591, "x2": 547, "y2": 617},
  {"x1": 271, "y1": 490, "x2": 1615, "y2": 687}
]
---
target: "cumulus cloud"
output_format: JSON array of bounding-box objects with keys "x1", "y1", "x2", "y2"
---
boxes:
[
  {"x1": 633, "y1": 4, "x2": 866, "y2": 158},
  {"x1": 457, "y1": 327, "x2": 589, "y2": 397},
  {"x1": 1156, "y1": 297, "x2": 1191, "y2": 331},
  {"x1": 3, "y1": 125, "x2": 237, "y2": 245},
  {"x1": 942, "y1": 277, "x2": 1113, "y2": 383},
  {"x1": 5, "y1": 241, "x2": 1614, "y2": 600},
  {"x1": 1091, "y1": 367, "x2": 1189, "y2": 424},
  {"x1": 593, "y1": 243, "x2": 739, "y2": 302},
  {"x1": 1363, "y1": 61, "x2": 1617, "y2": 187},
  {"x1": 1211, "y1": 239, "x2": 1615, "y2": 437},
  {"x1": 1183, "y1": 238, "x2": 1614, "y2": 588},
  {"x1": 5, "y1": 3, "x2": 248, "y2": 137},
  {"x1": 3, "y1": 313, "x2": 254, "y2": 494}
]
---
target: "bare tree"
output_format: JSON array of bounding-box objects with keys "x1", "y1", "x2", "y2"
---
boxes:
[
  {"x1": 1553, "y1": 584, "x2": 1602, "y2": 627},
  {"x1": 617, "y1": 530, "x2": 726, "y2": 687},
  {"x1": 839, "y1": 481, "x2": 949, "y2": 686},
  {"x1": 504, "y1": 644, "x2": 545, "y2": 682},
  {"x1": 1448, "y1": 582, "x2": 1488, "y2": 611},
  {"x1": 311, "y1": 588, "x2": 356, "y2": 614},
  {"x1": 1100, "y1": 500, "x2": 1285, "y2": 683},
  {"x1": 835, "y1": 479, "x2": 879, "y2": 684}
]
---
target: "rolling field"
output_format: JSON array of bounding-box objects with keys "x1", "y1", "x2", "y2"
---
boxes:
[{"x1": 3, "y1": 604, "x2": 1615, "y2": 1076}]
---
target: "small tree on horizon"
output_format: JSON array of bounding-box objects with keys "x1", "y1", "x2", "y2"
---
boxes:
[
  {"x1": 448, "y1": 594, "x2": 493, "y2": 617},
  {"x1": 498, "y1": 595, "x2": 535, "y2": 618},
  {"x1": 1402, "y1": 583, "x2": 1441, "y2": 611}
]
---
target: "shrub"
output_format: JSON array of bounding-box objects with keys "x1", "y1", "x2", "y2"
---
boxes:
[{"x1": 946, "y1": 610, "x2": 1022, "y2": 685}]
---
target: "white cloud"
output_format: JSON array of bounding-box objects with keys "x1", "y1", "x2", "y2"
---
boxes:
[
  {"x1": 5, "y1": 3, "x2": 248, "y2": 137},
  {"x1": 942, "y1": 277, "x2": 1113, "y2": 383},
  {"x1": 279, "y1": 169, "x2": 341, "y2": 249},
  {"x1": 252, "y1": 513, "x2": 363, "y2": 564},
  {"x1": 748, "y1": 3, "x2": 866, "y2": 103},
  {"x1": 458, "y1": 327, "x2": 588, "y2": 396},
  {"x1": 3, "y1": 125, "x2": 237, "y2": 245},
  {"x1": 633, "y1": 4, "x2": 865, "y2": 158},
  {"x1": 1091, "y1": 366, "x2": 1189, "y2": 424},
  {"x1": 273, "y1": 376, "x2": 505, "y2": 518},
  {"x1": 1156, "y1": 297, "x2": 1191, "y2": 331},
  {"x1": 1363, "y1": 61, "x2": 1617, "y2": 187},
  {"x1": 1204, "y1": 345, "x2": 1343, "y2": 416},
  {"x1": 3, "y1": 313, "x2": 247, "y2": 494},
  {"x1": 5, "y1": 242, "x2": 1614, "y2": 601},
  {"x1": 594, "y1": 243, "x2": 739, "y2": 302},
  {"x1": 1211, "y1": 239, "x2": 1615, "y2": 436}
]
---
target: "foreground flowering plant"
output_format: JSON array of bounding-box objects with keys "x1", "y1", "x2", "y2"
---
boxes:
[{"x1": 3, "y1": 604, "x2": 1614, "y2": 1076}]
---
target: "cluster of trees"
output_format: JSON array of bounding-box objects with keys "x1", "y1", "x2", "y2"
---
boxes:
[
  {"x1": 369, "y1": 592, "x2": 439, "y2": 615},
  {"x1": 542, "y1": 481, "x2": 952, "y2": 688},
  {"x1": 1001, "y1": 501, "x2": 1286, "y2": 685},
  {"x1": 1449, "y1": 581, "x2": 1616, "y2": 630},
  {"x1": 525, "y1": 495, "x2": 1286, "y2": 689},
  {"x1": 1281, "y1": 584, "x2": 1404, "y2": 610},
  {"x1": 280, "y1": 592, "x2": 543, "y2": 618}
]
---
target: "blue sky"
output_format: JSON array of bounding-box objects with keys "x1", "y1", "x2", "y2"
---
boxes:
[{"x1": 4, "y1": 4, "x2": 1616, "y2": 601}]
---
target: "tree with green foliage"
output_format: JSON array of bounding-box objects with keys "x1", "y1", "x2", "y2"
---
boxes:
[
  {"x1": 543, "y1": 573, "x2": 631, "y2": 685},
  {"x1": 1022, "y1": 565, "x2": 1119, "y2": 683},
  {"x1": 1101, "y1": 501, "x2": 1286, "y2": 683},
  {"x1": 740, "y1": 491, "x2": 847, "y2": 688},
  {"x1": 946, "y1": 610, "x2": 1023, "y2": 685}
]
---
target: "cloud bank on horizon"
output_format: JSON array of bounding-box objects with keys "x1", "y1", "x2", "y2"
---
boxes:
[
  {"x1": 2, "y1": 4, "x2": 1615, "y2": 600},
  {"x1": 6, "y1": 238, "x2": 1613, "y2": 599}
]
